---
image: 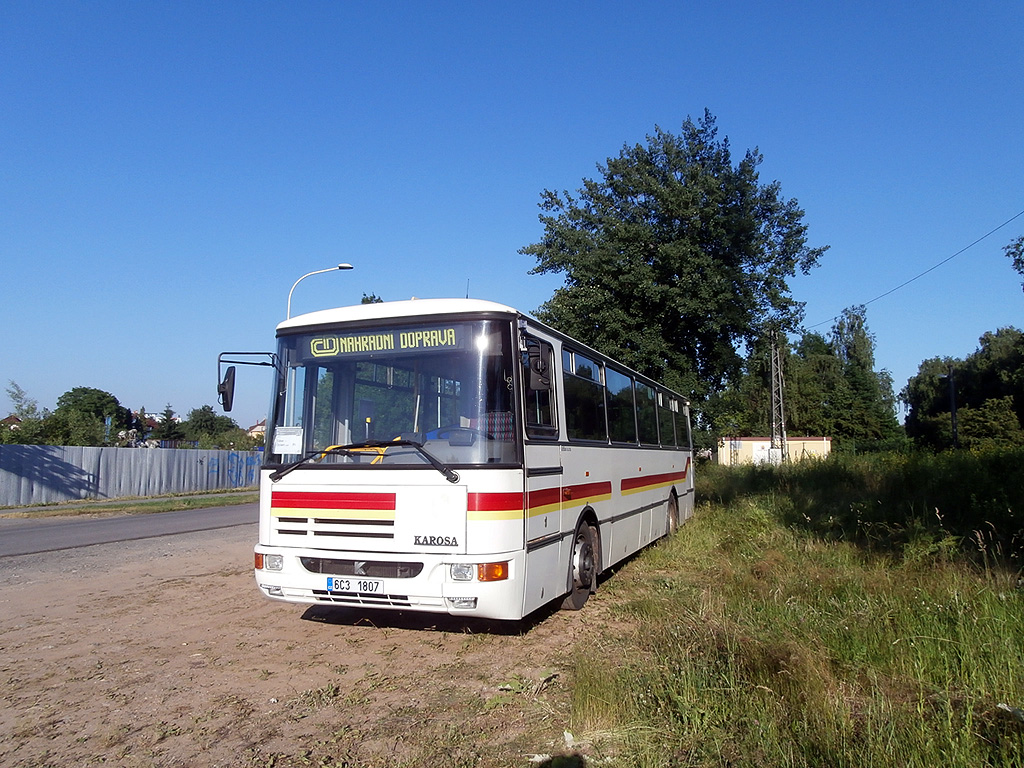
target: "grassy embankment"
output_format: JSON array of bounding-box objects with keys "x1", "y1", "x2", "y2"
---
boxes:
[
  {"x1": 0, "y1": 489, "x2": 258, "y2": 518},
  {"x1": 568, "y1": 448, "x2": 1024, "y2": 767}
]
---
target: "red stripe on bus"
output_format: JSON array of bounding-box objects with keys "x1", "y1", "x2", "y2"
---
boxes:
[
  {"x1": 468, "y1": 492, "x2": 524, "y2": 512},
  {"x1": 620, "y1": 464, "x2": 691, "y2": 493},
  {"x1": 271, "y1": 491, "x2": 397, "y2": 510},
  {"x1": 527, "y1": 487, "x2": 561, "y2": 510},
  {"x1": 567, "y1": 480, "x2": 613, "y2": 500},
  {"x1": 527, "y1": 481, "x2": 613, "y2": 510}
]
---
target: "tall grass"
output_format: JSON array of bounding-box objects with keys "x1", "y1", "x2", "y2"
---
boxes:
[
  {"x1": 700, "y1": 447, "x2": 1024, "y2": 567},
  {"x1": 569, "y1": 451, "x2": 1024, "y2": 767}
]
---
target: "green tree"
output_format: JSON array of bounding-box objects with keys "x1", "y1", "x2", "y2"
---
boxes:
[
  {"x1": 904, "y1": 327, "x2": 1024, "y2": 450},
  {"x1": 42, "y1": 408, "x2": 106, "y2": 446},
  {"x1": 1005, "y1": 234, "x2": 1024, "y2": 291},
  {"x1": 786, "y1": 331, "x2": 845, "y2": 438},
  {"x1": 54, "y1": 387, "x2": 131, "y2": 432},
  {"x1": 1, "y1": 381, "x2": 48, "y2": 444},
  {"x1": 151, "y1": 404, "x2": 186, "y2": 442},
  {"x1": 960, "y1": 328, "x2": 1024, "y2": 425},
  {"x1": 707, "y1": 308, "x2": 901, "y2": 451},
  {"x1": 182, "y1": 405, "x2": 238, "y2": 442},
  {"x1": 6, "y1": 381, "x2": 42, "y2": 420},
  {"x1": 957, "y1": 396, "x2": 1024, "y2": 450},
  {"x1": 902, "y1": 357, "x2": 955, "y2": 450},
  {"x1": 703, "y1": 338, "x2": 772, "y2": 440},
  {"x1": 202, "y1": 426, "x2": 261, "y2": 450},
  {"x1": 46, "y1": 386, "x2": 131, "y2": 446},
  {"x1": 521, "y1": 111, "x2": 827, "y2": 404},
  {"x1": 828, "y1": 307, "x2": 901, "y2": 448},
  {"x1": 361, "y1": 293, "x2": 384, "y2": 304}
]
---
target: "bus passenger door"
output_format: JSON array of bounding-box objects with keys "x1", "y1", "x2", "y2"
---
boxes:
[
  {"x1": 523, "y1": 447, "x2": 562, "y2": 614},
  {"x1": 520, "y1": 335, "x2": 563, "y2": 614}
]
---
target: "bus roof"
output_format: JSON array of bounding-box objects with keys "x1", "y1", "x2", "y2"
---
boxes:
[{"x1": 277, "y1": 298, "x2": 521, "y2": 332}]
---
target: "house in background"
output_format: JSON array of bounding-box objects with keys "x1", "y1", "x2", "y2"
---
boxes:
[
  {"x1": 247, "y1": 419, "x2": 266, "y2": 441},
  {"x1": 716, "y1": 436, "x2": 831, "y2": 466}
]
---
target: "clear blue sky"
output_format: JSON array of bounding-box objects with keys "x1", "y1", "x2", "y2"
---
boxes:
[{"x1": 2, "y1": 1, "x2": 1022, "y2": 427}]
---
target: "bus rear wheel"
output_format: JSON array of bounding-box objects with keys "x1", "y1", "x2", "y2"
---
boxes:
[
  {"x1": 666, "y1": 493, "x2": 679, "y2": 536},
  {"x1": 561, "y1": 522, "x2": 596, "y2": 611}
]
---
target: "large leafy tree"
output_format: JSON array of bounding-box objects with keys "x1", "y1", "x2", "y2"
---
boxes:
[
  {"x1": 48, "y1": 386, "x2": 131, "y2": 446},
  {"x1": 55, "y1": 387, "x2": 131, "y2": 428},
  {"x1": 903, "y1": 327, "x2": 1024, "y2": 450},
  {"x1": 182, "y1": 405, "x2": 238, "y2": 442},
  {"x1": 705, "y1": 307, "x2": 901, "y2": 451},
  {"x1": 151, "y1": 404, "x2": 186, "y2": 442},
  {"x1": 827, "y1": 307, "x2": 901, "y2": 446},
  {"x1": 181, "y1": 405, "x2": 261, "y2": 449},
  {"x1": 785, "y1": 331, "x2": 845, "y2": 438},
  {"x1": 42, "y1": 408, "x2": 107, "y2": 446},
  {"x1": 521, "y1": 111, "x2": 827, "y2": 404}
]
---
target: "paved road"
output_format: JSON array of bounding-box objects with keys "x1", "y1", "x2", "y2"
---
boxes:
[{"x1": 0, "y1": 502, "x2": 258, "y2": 557}]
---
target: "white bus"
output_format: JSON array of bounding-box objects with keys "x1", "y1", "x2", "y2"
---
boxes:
[{"x1": 223, "y1": 298, "x2": 693, "y2": 621}]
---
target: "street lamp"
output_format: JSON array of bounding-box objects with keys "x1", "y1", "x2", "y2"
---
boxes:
[{"x1": 286, "y1": 263, "x2": 354, "y2": 319}]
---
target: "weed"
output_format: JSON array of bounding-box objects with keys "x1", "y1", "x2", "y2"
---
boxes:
[{"x1": 569, "y1": 484, "x2": 1024, "y2": 767}]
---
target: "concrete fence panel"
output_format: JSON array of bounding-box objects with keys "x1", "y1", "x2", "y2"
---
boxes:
[{"x1": 0, "y1": 445, "x2": 262, "y2": 507}]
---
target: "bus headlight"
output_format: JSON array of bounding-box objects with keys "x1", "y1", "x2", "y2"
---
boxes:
[
  {"x1": 257, "y1": 554, "x2": 284, "y2": 571},
  {"x1": 450, "y1": 563, "x2": 474, "y2": 581}
]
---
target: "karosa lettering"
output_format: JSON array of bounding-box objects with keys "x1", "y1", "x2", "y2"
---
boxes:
[{"x1": 413, "y1": 535, "x2": 459, "y2": 547}]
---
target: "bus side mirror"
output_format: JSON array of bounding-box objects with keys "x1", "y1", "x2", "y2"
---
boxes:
[{"x1": 218, "y1": 366, "x2": 236, "y2": 412}]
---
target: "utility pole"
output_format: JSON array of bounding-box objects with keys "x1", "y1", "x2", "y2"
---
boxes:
[{"x1": 770, "y1": 329, "x2": 788, "y2": 464}]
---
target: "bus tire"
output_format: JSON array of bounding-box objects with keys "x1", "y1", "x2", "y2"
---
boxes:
[
  {"x1": 561, "y1": 521, "x2": 597, "y2": 611},
  {"x1": 666, "y1": 493, "x2": 679, "y2": 536}
]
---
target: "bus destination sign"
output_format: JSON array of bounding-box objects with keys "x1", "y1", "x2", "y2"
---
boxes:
[{"x1": 308, "y1": 326, "x2": 461, "y2": 359}]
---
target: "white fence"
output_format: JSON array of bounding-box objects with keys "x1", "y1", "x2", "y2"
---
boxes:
[{"x1": 0, "y1": 445, "x2": 263, "y2": 507}]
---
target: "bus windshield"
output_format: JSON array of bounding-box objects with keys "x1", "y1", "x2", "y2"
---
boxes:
[{"x1": 268, "y1": 318, "x2": 517, "y2": 467}]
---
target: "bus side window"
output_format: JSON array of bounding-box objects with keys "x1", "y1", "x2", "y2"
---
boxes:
[
  {"x1": 522, "y1": 337, "x2": 558, "y2": 439},
  {"x1": 562, "y1": 348, "x2": 607, "y2": 442},
  {"x1": 658, "y1": 391, "x2": 676, "y2": 447},
  {"x1": 605, "y1": 366, "x2": 637, "y2": 444}
]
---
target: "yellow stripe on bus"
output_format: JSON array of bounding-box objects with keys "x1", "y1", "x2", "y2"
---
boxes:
[
  {"x1": 468, "y1": 507, "x2": 526, "y2": 522},
  {"x1": 526, "y1": 492, "x2": 612, "y2": 517}
]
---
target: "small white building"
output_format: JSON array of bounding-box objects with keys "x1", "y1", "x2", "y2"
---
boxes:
[{"x1": 717, "y1": 436, "x2": 831, "y2": 466}]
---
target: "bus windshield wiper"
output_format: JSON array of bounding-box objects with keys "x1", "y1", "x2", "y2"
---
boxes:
[
  {"x1": 267, "y1": 446, "x2": 347, "y2": 482},
  {"x1": 268, "y1": 440, "x2": 460, "y2": 484},
  {"x1": 378, "y1": 439, "x2": 461, "y2": 484}
]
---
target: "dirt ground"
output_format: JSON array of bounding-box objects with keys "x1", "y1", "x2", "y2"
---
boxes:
[{"x1": 0, "y1": 521, "x2": 611, "y2": 768}]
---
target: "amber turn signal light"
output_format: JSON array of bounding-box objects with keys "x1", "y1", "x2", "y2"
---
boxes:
[{"x1": 477, "y1": 562, "x2": 509, "y2": 582}]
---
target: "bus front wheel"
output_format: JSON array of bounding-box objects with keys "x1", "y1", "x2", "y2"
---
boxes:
[{"x1": 561, "y1": 521, "x2": 597, "y2": 611}]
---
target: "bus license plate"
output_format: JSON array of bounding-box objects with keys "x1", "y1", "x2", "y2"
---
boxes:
[{"x1": 327, "y1": 577, "x2": 383, "y2": 594}]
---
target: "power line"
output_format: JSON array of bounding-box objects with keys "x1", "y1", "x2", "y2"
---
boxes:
[{"x1": 806, "y1": 207, "x2": 1024, "y2": 329}]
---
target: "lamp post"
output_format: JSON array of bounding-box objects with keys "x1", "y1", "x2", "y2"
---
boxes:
[{"x1": 286, "y1": 263, "x2": 354, "y2": 319}]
